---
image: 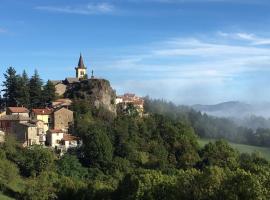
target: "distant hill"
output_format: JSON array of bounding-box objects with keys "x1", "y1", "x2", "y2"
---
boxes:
[{"x1": 192, "y1": 101, "x2": 270, "y2": 118}]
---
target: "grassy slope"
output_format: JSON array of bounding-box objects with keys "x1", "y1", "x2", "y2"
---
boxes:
[{"x1": 198, "y1": 138, "x2": 270, "y2": 160}]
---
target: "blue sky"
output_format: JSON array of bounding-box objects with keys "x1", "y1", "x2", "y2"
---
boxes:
[{"x1": 1, "y1": 0, "x2": 270, "y2": 104}]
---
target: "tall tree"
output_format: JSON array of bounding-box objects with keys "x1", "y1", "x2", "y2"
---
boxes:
[
  {"x1": 29, "y1": 69, "x2": 43, "y2": 108},
  {"x1": 42, "y1": 80, "x2": 56, "y2": 106},
  {"x1": 2, "y1": 67, "x2": 20, "y2": 106},
  {"x1": 17, "y1": 70, "x2": 30, "y2": 108}
]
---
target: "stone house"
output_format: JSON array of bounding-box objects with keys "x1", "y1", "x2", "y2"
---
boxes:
[
  {"x1": 0, "y1": 115, "x2": 30, "y2": 133},
  {"x1": 12, "y1": 122, "x2": 41, "y2": 147},
  {"x1": 53, "y1": 107, "x2": 73, "y2": 131},
  {"x1": 6, "y1": 107, "x2": 29, "y2": 117},
  {"x1": 54, "y1": 82, "x2": 67, "y2": 97}
]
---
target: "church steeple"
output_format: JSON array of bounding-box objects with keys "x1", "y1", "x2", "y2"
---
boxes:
[
  {"x1": 77, "y1": 53, "x2": 86, "y2": 69},
  {"x1": 75, "y1": 53, "x2": 87, "y2": 79}
]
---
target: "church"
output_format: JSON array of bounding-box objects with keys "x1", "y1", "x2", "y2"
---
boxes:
[{"x1": 52, "y1": 54, "x2": 93, "y2": 96}]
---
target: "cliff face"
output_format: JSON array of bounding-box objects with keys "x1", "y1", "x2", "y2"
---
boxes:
[{"x1": 67, "y1": 78, "x2": 117, "y2": 115}]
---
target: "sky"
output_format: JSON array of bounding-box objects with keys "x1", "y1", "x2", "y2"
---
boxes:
[{"x1": 1, "y1": 0, "x2": 270, "y2": 105}]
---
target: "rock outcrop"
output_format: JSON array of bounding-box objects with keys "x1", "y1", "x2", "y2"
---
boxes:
[{"x1": 66, "y1": 78, "x2": 117, "y2": 115}]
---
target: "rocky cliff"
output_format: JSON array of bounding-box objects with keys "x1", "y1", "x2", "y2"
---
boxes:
[{"x1": 66, "y1": 78, "x2": 117, "y2": 115}]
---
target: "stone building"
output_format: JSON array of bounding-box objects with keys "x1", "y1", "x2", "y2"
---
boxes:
[
  {"x1": 0, "y1": 115, "x2": 30, "y2": 133},
  {"x1": 53, "y1": 107, "x2": 73, "y2": 131},
  {"x1": 12, "y1": 122, "x2": 41, "y2": 147}
]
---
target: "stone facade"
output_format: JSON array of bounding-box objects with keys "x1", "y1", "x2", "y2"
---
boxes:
[{"x1": 53, "y1": 107, "x2": 73, "y2": 131}]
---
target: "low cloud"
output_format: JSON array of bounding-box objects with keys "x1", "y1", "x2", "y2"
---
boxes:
[{"x1": 96, "y1": 32, "x2": 270, "y2": 104}]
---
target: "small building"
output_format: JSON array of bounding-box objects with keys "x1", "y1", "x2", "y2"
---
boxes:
[
  {"x1": 12, "y1": 122, "x2": 41, "y2": 147},
  {"x1": 47, "y1": 129, "x2": 65, "y2": 148},
  {"x1": 53, "y1": 107, "x2": 73, "y2": 131},
  {"x1": 0, "y1": 115, "x2": 30, "y2": 133},
  {"x1": 116, "y1": 93, "x2": 144, "y2": 115},
  {"x1": 6, "y1": 107, "x2": 29, "y2": 117},
  {"x1": 31, "y1": 108, "x2": 53, "y2": 133},
  {"x1": 61, "y1": 134, "x2": 80, "y2": 150}
]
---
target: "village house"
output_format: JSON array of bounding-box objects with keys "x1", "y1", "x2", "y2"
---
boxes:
[
  {"x1": 6, "y1": 107, "x2": 29, "y2": 117},
  {"x1": 12, "y1": 122, "x2": 45, "y2": 147},
  {"x1": 31, "y1": 108, "x2": 53, "y2": 133},
  {"x1": 0, "y1": 114, "x2": 30, "y2": 133},
  {"x1": 116, "y1": 93, "x2": 145, "y2": 115},
  {"x1": 47, "y1": 130, "x2": 79, "y2": 151},
  {"x1": 52, "y1": 81, "x2": 67, "y2": 97},
  {"x1": 53, "y1": 107, "x2": 74, "y2": 131}
]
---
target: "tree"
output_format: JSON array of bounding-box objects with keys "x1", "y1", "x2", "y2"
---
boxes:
[
  {"x1": 42, "y1": 80, "x2": 56, "y2": 106},
  {"x1": 198, "y1": 140, "x2": 239, "y2": 169},
  {"x1": 29, "y1": 69, "x2": 43, "y2": 108},
  {"x1": 16, "y1": 70, "x2": 30, "y2": 108},
  {"x1": 2, "y1": 67, "x2": 20, "y2": 106},
  {"x1": 81, "y1": 124, "x2": 114, "y2": 167},
  {"x1": 56, "y1": 154, "x2": 88, "y2": 179},
  {"x1": 18, "y1": 145, "x2": 55, "y2": 177}
]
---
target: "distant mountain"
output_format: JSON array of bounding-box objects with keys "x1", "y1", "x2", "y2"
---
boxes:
[{"x1": 192, "y1": 101, "x2": 270, "y2": 118}]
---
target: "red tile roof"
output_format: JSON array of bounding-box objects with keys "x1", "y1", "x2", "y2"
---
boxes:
[
  {"x1": 32, "y1": 109, "x2": 52, "y2": 115},
  {"x1": 7, "y1": 107, "x2": 29, "y2": 113},
  {"x1": 63, "y1": 134, "x2": 79, "y2": 141}
]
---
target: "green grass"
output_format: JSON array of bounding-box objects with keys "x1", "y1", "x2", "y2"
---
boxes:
[
  {"x1": 0, "y1": 192, "x2": 15, "y2": 200},
  {"x1": 198, "y1": 138, "x2": 270, "y2": 160}
]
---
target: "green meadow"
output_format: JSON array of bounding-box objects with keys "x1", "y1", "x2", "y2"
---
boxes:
[{"x1": 198, "y1": 138, "x2": 270, "y2": 160}]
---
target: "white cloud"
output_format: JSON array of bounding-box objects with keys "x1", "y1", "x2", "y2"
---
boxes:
[
  {"x1": 94, "y1": 32, "x2": 270, "y2": 103},
  {"x1": 219, "y1": 31, "x2": 270, "y2": 45},
  {"x1": 35, "y1": 3, "x2": 115, "y2": 15}
]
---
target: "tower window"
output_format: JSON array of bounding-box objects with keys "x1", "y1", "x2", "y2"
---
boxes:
[{"x1": 80, "y1": 71, "x2": 84, "y2": 75}]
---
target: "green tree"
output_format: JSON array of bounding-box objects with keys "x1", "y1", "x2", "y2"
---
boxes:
[
  {"x1": 29, "y1": 70, "x2": 43, "y2": 108},
  {"x1": 42, "y1": 80, "x2": 56, "y2": 106},
  {"x1": 81, "y1": 124, "x2": 114, "y2": 167},
  {"x1": 199, "y1": 140, "x2": 239, "y2": 169},
  {"x1": 56, "y1": 154, "x2": 88, "y2": 179},
  {"x1": 16, "y1": 70, "x2": 30, "y2": 108},
  {"x1": 18, "y1": 145, "x2": 55, "y2": 177},
  {"x1": 2, "y1": 67, "x2": 20, "y2": 106}
]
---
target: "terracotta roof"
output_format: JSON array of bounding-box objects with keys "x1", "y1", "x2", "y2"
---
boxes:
[
  {"x1": 32, "y1": 109, "x2": 52, "y2": 115},
  {"x1": 7, "y1": 107, "x2": 29, "y2": 113},
  {"x1": 63, "y1": 134, "x2": 79, "y2": 141}
]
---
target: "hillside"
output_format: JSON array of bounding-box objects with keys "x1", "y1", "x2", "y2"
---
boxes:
[{"x1": 192, "y1": 101, "x2": 270, "y2": 119}]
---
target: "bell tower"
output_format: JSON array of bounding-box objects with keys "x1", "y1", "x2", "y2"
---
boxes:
[{"x1": 75, "y1": 53, "x2": 87, "y2": 79}]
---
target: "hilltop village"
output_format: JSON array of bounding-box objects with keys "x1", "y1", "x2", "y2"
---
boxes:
[{"x1": 0, "y1": 54, "x2": 144, "y2": 154}]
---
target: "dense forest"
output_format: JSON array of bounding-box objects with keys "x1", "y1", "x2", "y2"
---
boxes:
[
  {"x1": 144, "y1": 98, "x2": 270, "y2": 148},
  {"x1": 1, "y1": 67, "x2": 270, "y2": 199},
  {"x1": 0, "y1": 99, "x2": 270, "y2": 199}
]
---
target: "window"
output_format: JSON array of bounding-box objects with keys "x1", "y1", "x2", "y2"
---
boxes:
[{"x1": 80, "y1": 71, "x2": 84, "y2": 75}]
